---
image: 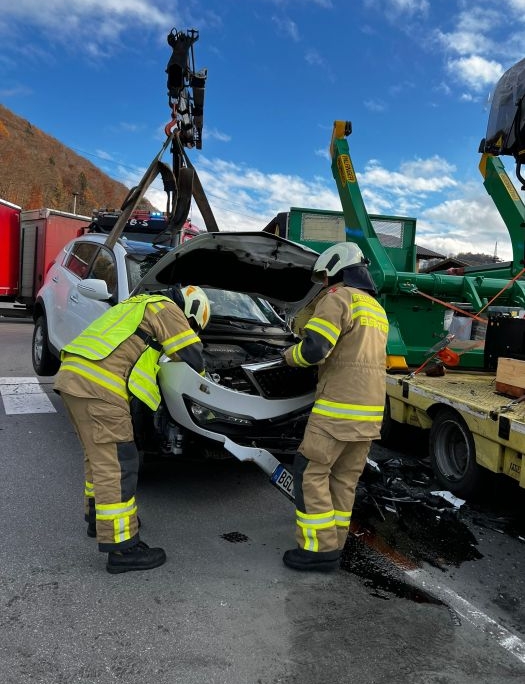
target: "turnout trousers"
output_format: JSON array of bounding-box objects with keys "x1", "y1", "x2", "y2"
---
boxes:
[
  {"x1": 60, "y1": 393, "x2": 140, "y2": 552},
  {"x1": 294, "y1": 425, "x2": 371, "y2": 553}
]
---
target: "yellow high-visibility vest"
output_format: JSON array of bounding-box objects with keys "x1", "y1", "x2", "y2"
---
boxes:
[{"x1": 61, "y1": 294, "x2": 172, "y2": 410}]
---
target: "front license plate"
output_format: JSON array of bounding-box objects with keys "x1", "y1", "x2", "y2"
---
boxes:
[{"x1": 270, "y1": 464, "x2": 295, "y2": 501}]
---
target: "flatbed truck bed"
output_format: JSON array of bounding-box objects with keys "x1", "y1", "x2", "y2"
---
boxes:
[{"x1": 385, "y1": 370, "x2": 525, "y2": 496}]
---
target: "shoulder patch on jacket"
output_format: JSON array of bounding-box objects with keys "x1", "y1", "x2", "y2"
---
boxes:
[{"x1": 328, "y1": 287, "x2": 338, "y2": 293}]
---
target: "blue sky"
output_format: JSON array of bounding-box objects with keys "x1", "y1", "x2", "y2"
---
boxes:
[{"x1": 1, "y1": 0, "x2": 524, "y2": 260}]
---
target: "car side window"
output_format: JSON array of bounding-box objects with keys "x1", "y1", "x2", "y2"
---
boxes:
[
  {"x1": 88, "y1": 248, "x2": 117, "y2": 297},
  {"x1": 64, "y1": 243, "x2": 98, "y2": 279}
]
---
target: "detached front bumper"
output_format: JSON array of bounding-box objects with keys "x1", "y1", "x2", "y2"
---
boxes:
[{"x1": 158, "y1": 359, "x2": 314, "y2": 455}]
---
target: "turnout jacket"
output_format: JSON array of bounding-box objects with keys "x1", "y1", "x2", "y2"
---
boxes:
[
  {"x1": 284, "y1": 283, "x2": 388, "y2": 441},
  {"x1": 54, "y1": 294, "x2": 205, "y2": 411}
]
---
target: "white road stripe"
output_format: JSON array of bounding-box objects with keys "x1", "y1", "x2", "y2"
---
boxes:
[
  {"x1": 0, "y1": 377, "x2": 56, "y2": 414},
  {"x1": 406, "y1": 568, "x2": 525, "y2": 664}
]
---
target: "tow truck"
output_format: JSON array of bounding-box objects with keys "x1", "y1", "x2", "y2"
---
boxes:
[{"x1": 266, "y1": 58, "x2": 525, "y2": 498}]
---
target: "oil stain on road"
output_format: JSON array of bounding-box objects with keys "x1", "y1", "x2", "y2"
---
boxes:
[{"x1": 341, "y1": 453, "x2": 483, "y2": 607}]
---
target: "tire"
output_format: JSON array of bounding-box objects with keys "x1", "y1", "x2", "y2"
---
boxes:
[
  {"x1": 429, "y1": 408, "x2": 482, "y2": 498},
  {"x1": 378, "y1": 396, "x2": 401, "y2": 446},
  {"x1": 32, "y1": 315, "x2": 60, "y2": 376}
]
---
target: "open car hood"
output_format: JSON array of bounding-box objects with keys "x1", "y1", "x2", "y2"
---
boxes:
[{"x1": 131, "y1": 231, "x2": 321, "y2": 311}]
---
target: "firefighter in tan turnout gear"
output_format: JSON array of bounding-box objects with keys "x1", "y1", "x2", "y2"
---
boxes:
[
  {"x1": 54, "y1": 285, "x2": 211, "y2": 574},
  {"x1": 281, "y1": 242, "x2": 388, "y2": 572}
]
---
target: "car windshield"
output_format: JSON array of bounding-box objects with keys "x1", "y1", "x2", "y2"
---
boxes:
[
  {"x1": 126, "y1": 246, "x2": 172, "y2": 291},
  {"x1": 204, "y1": 288, "x2": 285, "y2": 326}
]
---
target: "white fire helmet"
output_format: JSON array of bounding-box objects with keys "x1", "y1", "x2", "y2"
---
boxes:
[
  {"x1": 312, "y1": 242, "x2": 365, "y2": 283},
  {"x1": 181, "y1": 285, "x2": 211, "y2": 331}
]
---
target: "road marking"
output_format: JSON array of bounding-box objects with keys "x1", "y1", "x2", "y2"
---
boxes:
[
  {"x1": 406, "y1": 569, "x2": 525, "y2": 664},
  {"x1": 0, "y1": 377, "x2": 56, "y2": 414},
  {"x1": 352, "y1": 520, "x2": 525, "y2": 665}
]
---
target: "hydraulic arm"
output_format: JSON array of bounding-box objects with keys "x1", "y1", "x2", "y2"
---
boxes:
[
  {"x1": 329, "y1": 119, "x2": 525, "y2": 369},
  {"x1": 105, "y1": 28, "x2": 219, "y2": 249}
]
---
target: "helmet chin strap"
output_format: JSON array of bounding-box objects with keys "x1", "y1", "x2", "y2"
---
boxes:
[
  {"x1": 188, "y1": 317, "x2": 201, "y2": 334},
  {"x1": 168, "y1": 285, "x2": 185, "y2": 310}
]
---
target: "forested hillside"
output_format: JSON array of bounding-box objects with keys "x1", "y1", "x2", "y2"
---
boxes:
[{"x1": 0, "y1": 104, "x2": 152, "y2": 215}]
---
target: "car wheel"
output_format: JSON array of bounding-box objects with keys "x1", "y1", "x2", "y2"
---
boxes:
[
  {"x1": 32, "y1": 315, "x2": 60, "y2": 376},
  {"x1": 429, "y1": 408, "x2": 482, "y2": 498},
  {"x1": 378, "y1": 396, "x2": 401, "y2": 446}
]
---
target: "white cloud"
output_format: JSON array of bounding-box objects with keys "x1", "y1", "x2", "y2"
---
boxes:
[
  {"x1": 315, "y1": 147, "x2": 330, "y2": 160},
  {"x1": 431, "y1": 4, "x2": 523, "y2": 97},
  {"x1": 364, "y1": 0, "x2": 429, "y2": 18},
  {"x1": 204, "y1": 127, "x2": 232, "y2": 143},
  {"x1": 305, "y1": 49, "x2": 324, "y2": 66},
  {"x1": 361, "y1": 156, "x2": 457, "y2": 197},
  {"x1": 4, "y1": 1, "x2": 171, "y2": 28},
  {"x1": 507, "y1": 0, "x2": 525, "y2": 12},
  {"x1": 0, "y1": 1, "x2": 180, "y2": 54},
  {"x1": 95, "y1": 149, "x2": 114, "y2": 161},
  {"x1": 388, "y1": 81, "x2": 415, "y2": 96},
  {"x1": 418, "y1": 191, "x2": 512, "y2": 261},
  {"x1": 364, "y1": 99, "x2": 387, "y2": 113},
  {"x1": 0, "y1": 85, "x2": 32, "y2": 97},
  {"x1": 119, "y1": 146, "x2": 514, "y2": 262},
  {"x1": 269, "y1": 0, "x2": 333, "y2": 7},
  {"x1": 447, "y1": 55, "x2": 504, "y2": 92},
  {"x1": 142, "y1": 155, "x2": 341, "y2": 231},
  {"x1": 435, "y1": 28, "x2": 491, "y2": 57},
  {"x1": 304, "y1": 49, "x2": 334, "y2": 81},
  {"x1": 272, "y1": 15, "x2": 300, "y2": 42}
]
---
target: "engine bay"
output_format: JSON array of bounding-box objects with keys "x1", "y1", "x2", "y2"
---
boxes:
[{"x1": 202, "y1": 340, "x2": 317, "y2": 398}]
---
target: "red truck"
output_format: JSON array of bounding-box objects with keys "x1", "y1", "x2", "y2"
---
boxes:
[
  {"x1": 0, "y1": 198, "x2": 22, "y2": 298},
  {"x1": 0, "y1": 203, "x2": 91, "y2": 314},
  {"x1": 16, "y1": 208, "x2": 91, "y2": 309}
]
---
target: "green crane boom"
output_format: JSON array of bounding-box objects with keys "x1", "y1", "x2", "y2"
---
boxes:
[{"x1": 328, "y1": 120, "x2": 525, "y2": 369}]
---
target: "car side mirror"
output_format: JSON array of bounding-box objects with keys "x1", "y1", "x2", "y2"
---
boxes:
[{"x1": 77, "y1": 278, "x2": 112, "y2": 301}]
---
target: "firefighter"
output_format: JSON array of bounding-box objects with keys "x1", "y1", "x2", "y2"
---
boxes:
[
  {"x1": 53, "y1": 285, "x2": 211, "y2": 574},
  {"x1": 281, "y1": 242, "x2": 388, "y2": 571}
]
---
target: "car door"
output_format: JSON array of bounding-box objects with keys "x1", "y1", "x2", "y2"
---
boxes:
[
  {"x1": 42, "y1": 243, "x2": 74, "y2": 352},
  {"x1": 59, "y1": 241, "x2": 101, "y2": 346}
]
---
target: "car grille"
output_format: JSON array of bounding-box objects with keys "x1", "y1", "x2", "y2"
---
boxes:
[{"x1": 244, "y1": 363, "x2": 317, "y2": 399}]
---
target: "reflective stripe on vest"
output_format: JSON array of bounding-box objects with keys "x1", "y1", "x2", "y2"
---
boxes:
[
  {"x1": 60, "y1": 295, "x2": 174, "y2": 410},
  {"x1": 127, "y1": 347, "x2": 161, "y2": 410},
  {"x1": 60, "y1": 357, "x2": 129, "y2": 401},
  {"x1": 312, "y1": 398, "x2": 384, "y2": 421},
  {"x1": 61, "y1": 295, "x2": 172, "y2": 361}
]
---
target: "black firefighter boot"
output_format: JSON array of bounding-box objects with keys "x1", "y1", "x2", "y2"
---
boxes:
[
  {"x1": 283, "y1": 547, "x2": 341, "y2": 572},
  {"x1": 106, "y1": 541, "x2": 166, "y2": 574}
]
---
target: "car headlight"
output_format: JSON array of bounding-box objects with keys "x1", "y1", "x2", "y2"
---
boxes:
[{"x1": 188, "y1": 400, "x2": 253, "y2": 426}]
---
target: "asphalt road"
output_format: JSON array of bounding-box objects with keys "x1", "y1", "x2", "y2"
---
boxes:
[{"x1": 1, "y1": 316, "x2": 525, "y2": 684}]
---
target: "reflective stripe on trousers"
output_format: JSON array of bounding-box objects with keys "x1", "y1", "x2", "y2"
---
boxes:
[
  {"x1": 59, "y1": 393, "x2": 140, "y2": 552},
  {"x1": 96, "y1": 496, "x2": 138, "y2": 544},
  {"x1": 293, "y1": 435, "x2": 372, "y2": 553}
]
